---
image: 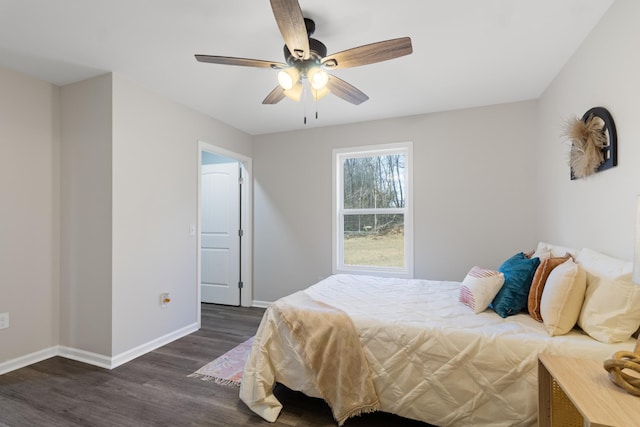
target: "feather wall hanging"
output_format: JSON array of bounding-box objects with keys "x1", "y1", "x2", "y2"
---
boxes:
[{"x1": 564, "y1": 107, "x2": 617, "y2": 180}]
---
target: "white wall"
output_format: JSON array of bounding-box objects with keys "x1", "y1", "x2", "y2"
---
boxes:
[
  {"x1": 0, "y1": 66, "x2": 60, "y2": 362},
  {"x1": 110, "y1": 73, "x2": 252, "y2": 355},
  {"x1": 536, "y1": 0, "x2": 640, "y2": 260},
  {"x1": 59, "y1": 74, "x2": 113, "y2": 355},
  {"x1": 252, "y1": 101, "x2": 539, "y2": 302}
]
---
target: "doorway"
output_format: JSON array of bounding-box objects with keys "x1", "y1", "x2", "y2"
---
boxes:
[{"x1": 198, "y1": 142, "x2": 252, "y2": 314}]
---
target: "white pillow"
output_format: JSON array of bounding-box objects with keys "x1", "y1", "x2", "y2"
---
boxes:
[
  {"x1": 540, "y1": 258, "x2": 586, "y2": 336},
  {"x1": 459, "y1": 266, "x2": 505, "y2": 314},
  {"x1": 576, "y1": 247, "x2": 632, "y2": 277},
  {"x1": 533, "y1": 241, "x2": 580, "y2": 260},
  {"x1": 577, "y1": 248, "x2": 640, "y2": 343}
]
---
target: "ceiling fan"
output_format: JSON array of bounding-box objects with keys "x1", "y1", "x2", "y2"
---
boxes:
[{"x1": 195, "y1": 0, "x2": 413, "y2": 107}]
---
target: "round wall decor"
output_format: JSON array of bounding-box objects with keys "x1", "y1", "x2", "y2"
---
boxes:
[{"x1": 566, "y1": 106, "x2": 617, "y2": 180}]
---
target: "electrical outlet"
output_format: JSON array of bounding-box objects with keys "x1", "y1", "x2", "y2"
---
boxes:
[
  {"x1": 160, "y1": 293, "x2": 171, "y2": 308},
  {"x1": 0, "y1": 312, "x2": 9, "y2": 329}
]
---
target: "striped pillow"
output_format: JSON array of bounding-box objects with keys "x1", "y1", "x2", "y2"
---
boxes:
[{"x1": 459, "y1": 266, "x2": 505, "y2": 314}]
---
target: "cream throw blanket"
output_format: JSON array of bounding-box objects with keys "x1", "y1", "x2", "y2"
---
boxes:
[{"x1": 240, "y1": 291, "x2": 379, "y2": 425}]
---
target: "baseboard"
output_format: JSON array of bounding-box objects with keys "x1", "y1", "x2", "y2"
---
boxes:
[
  {"x1": 109, "y1": 322, "x2": 199, "y2": 369},
  {"x1": 58, "y1": 346, "x2": 112, "y2": 369},
  {"x1": 0, "y1": 346, "x2": 58, "y2": 376},
  {"x1": 0, "y1": 322, "x2": 200, "y2": 374},
  {"x1": 252, "y1": 300, "x2": 272, "y2": 308}
]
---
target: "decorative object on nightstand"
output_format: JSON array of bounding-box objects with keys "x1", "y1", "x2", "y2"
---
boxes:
[
  {"x1": 603, "y1": 341, "x2": 640, "y2": 396},
  {"x1": 564, "y1": 106, "x2": 617, "y2": 180},
  {"x1": 603, "y1": 195, "x2": 640, "y2": 397}
]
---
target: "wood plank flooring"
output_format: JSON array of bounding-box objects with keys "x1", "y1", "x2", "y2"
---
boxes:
[{"x1": 0, "y1": 303, "x2": 432, "y2": 426}]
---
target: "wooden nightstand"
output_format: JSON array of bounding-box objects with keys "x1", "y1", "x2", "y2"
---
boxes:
[{"x1": 538, "y1": 353, "x2": 640, "y2": 427}]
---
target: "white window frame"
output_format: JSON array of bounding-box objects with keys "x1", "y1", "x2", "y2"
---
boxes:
[{"x1": 332, "y1": 141, "x2": 413, "y2": 278}]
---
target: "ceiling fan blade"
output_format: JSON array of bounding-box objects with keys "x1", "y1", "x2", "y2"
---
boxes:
[
  {"x1": 269, "y1": 0, "x2": 309, "y2": 59},
  {"x1": 195, "y1": 55, "x2": 286, "y2": 69},
  {"x1": 322, "y1": 37, "x2": 413, "y2": 70},
  {"x1": 327, "y1": 75, "x2": 369, "y2": 105},
  {"x1": 262, "y1": 86, "x2": 286, "y2": 104}
]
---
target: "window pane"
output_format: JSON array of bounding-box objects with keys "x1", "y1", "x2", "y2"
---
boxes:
[
  {"x1": 343, "y1": 214, "x2": 404, "y2": 267},
  {"x1": 343, "y1": 155, "x2": 405, "y2": 209}
]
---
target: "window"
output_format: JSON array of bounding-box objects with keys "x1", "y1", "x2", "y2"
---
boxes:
[{"x1": 333, "y1": 142, "x2": 413, "y2": 278}]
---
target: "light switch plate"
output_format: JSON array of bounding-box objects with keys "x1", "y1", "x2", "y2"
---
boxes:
[{"x1": 0, "y1": 312, "x2": 9, "y2": 329}]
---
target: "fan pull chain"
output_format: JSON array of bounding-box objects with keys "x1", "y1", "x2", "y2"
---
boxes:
[
  {"x1": 303, "y1": 81, "x2": 308, "y2": 125},
  {"x1": 315, "y1": 90, "x2": 319, "y2": 120}
]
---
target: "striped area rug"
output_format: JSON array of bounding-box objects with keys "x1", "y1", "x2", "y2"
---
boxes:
[{"x1": 188, "y1": 336, "x2": 254, "y2": 387}]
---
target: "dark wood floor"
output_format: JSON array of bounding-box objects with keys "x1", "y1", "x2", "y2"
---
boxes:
[{"x1": 0, "y1": 304, "x2": 432, "y2": 426}]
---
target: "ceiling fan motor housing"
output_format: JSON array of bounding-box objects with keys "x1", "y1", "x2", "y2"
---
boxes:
[
  {"x1": 283, "y1": 38, "x2": 327, "y2": 69},
  {"x1": 282, "y1": 18, "x2": 326, "y2": 73}
]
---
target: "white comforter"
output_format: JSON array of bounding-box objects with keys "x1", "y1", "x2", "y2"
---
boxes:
[{"x1": 240, "y1": 274, "x2": 636, "y2": 426}]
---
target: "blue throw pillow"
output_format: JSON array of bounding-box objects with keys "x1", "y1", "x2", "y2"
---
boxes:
[{"x1": 492, "y1": 252, "x2": 540, "y2": 318}]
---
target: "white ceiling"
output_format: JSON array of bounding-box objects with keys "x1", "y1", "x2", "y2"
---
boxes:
[{"x1": 0, "y1": 0, "x2": 615, "y2": 135}]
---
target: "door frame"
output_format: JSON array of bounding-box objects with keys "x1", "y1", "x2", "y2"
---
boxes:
[{"x1": 197, "y1": 141, "x2": 253, "y2": 324}]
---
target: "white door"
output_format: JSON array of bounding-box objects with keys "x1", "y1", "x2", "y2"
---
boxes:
[{"x1": 200, "y1": 162, "x2": 241, "y2": 305}]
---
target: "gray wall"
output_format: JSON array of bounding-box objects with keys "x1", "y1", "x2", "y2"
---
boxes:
[
  {"x1": 60, "y1": 74, "x2": 113, "y2": 355},
  {"x1": 110, "y1": 73, "x2": 252, "y2": 355},
  {"x1": 535, "y1": 0, "x2": 640, "y2": 260},
  {"x1": 0, "y1": 68, "x2": 253, "y2": 367},
  {"x1": 252, "y1": 101, "x2": 539, "y2": 302},
  {"x1": 0, "y1": 66, "x2": 60, "y2": 363}
]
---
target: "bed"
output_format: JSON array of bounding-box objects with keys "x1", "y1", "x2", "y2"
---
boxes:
[{"x1": 240, "y1": 247, "x2": 640, "y2": 426}]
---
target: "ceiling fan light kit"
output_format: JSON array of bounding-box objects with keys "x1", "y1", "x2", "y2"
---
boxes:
[
  {"x1": 195, "y1": 0, "x2": 413, "y2": 120},
  {"x1": 277, "y1": 67, "x2": 299, "y2": 90},
  {"x1": 284, "y1": 82, "x2": 303, "y2": 102},
  {"x1": 308, "y1": 67, "x2": 329, "y2": 91},
  {"x1": 311, "y1": 85, "x2": 330, "y2": 101}
]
